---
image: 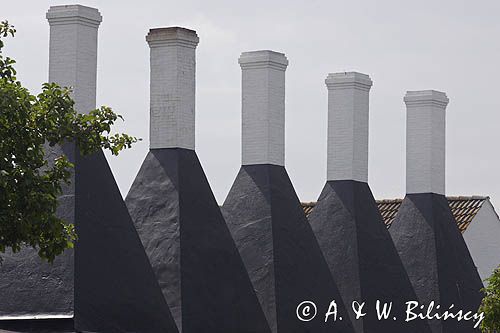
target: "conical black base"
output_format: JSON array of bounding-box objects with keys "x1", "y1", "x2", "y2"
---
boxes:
[
  {"x1": 390, "y1": 193, "x2": 484, "y2": 333},
  {"x1": 308, "y1": 180, "x2": 432, "y2": 333},
  {"x1": 125, "y1": 148, "x2": 271, "y2": 333},
  {"x1": 0, "y1": 145, "x2": 178, "y2": 333},
  {"x1": 74, "y1": 149, "x2": 178, "y2": 333},
  {"x1": 222, "y1": 164, "x2": 355, "y2": 333}
]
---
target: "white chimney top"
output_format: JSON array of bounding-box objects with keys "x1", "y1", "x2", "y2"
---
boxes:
[
  {"x1": 404, "y1": 90, "x2": 449, "y2": 195},
  {"x1": 46, "y1": 5, "x2": 102, "y2": 113},
  {"x1": 146, "y1": 27, "x2": 199, "y2": 150},
  {"x1": 325, "y1": 72, "x2": 373, "y2": 182},
  {"x1": 239, "y1": 50, "x2": 288, "y2": 166}
]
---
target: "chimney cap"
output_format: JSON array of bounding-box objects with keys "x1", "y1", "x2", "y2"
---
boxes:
[
  {"x1": 404, "y1": 90, "x2": 449, "y2": 107},
  {"x1": 146, "y1": 27, "x2": 199, "y2": 48},
  {"x1": 46, "y1": 5, "x2": 102, "y2": 26},
  {"x1": 325, "y1": 71, "x2": 372, "y2": 90},
  {"x1": 239, "y1": 50, "x2": 288, "y2": 70}
]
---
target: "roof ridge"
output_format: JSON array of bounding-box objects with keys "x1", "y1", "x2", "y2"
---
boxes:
[
  {"x1": 300, "y1": 195, "x2": 494, "y2": 234},
  {"x1": 376, "y1": 198, "x2": 404, "y2": 203},
  {"x1": 301, "y1": 196, "x2": 489, "y2": 205},
  {"x1": 446, "y1": 195, "x2": 489, "y2": 201}
]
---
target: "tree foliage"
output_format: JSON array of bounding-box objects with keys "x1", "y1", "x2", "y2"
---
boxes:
[
  {"x1": 480, "y1": 265, "x2": 500, "y2": 332},
  {"x1": 0, "y1": 21, "x2": 138, "y2": 262}
]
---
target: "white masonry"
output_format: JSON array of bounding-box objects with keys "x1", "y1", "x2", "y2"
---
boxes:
[
  {"x1": 325, "y1": 72, "x2": 373, "y2": 182},
  {"x1": 146, "y1": 27, "x2": 199, "y2": 150},
  {"x1": 404, "y1": 90, "x2": 449, "y2": 195},
  {"x1": 46, "y1": 5, "x2": 102, "y2": 114},
  {"x1": 239, "y1": 50, "x2": 288, "y2": 166}
]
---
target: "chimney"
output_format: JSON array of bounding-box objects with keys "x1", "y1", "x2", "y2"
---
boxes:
[
  {"x1": 239, "y1": 50, "x2": 288, "y2": 166},
  {"x1": 46, "y1": 5, "x2": 102, "y2": 114},
  {"x1": 404, "y1": 90, "x2": 449, "y2": 195},
  {"x1": 146, "y1": 27, "x2": 199, "y2": 150},
  {"x1": 325, "y1": 72, "x2": 373, "y2": 182}
]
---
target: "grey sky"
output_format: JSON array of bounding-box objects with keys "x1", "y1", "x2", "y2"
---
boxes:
[{"x1": 4, "y1": 0, "x2": 500, "y2": 210}]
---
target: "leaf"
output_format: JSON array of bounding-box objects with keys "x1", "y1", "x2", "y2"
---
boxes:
[{"x1": 0, "y1": 21, "x2": 138, "y2": 262}]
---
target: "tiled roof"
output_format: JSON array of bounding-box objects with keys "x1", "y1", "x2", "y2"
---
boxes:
[
  {"x1": 302, "y1": 196, "x2": 489, "y2": 234},
  {"x1": 302, "y1": 202, "x2": 315, "y2": 218}
]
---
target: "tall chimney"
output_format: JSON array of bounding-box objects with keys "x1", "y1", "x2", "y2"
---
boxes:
[
  {"x1": 146, "y1": 27, "x2": 199, "y2": 150},
  {"x1": 239, "y1": 50, "x2": 288, "y2": 166},
  {"x1": 404, "y1": 90, "x2": 449, "y2": 195},
  {"x1": 325, "y1": 72, "x2": 373, "y2": 182},
  {"x1": 46, "y1": 5, "x2": 102, "y2": 114}
]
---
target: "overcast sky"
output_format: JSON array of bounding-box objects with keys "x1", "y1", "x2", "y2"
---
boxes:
[{"x1": 4, "y1": 0, "x2": 500, "y2": 209}]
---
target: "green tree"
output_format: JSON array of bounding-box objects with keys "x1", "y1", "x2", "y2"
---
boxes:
[
  {"x1": 480, "y1": 265, "x2": 500, "y2": 332},
  {"x1": 0, "y1": 21, "x2": 138, "y2": 262}
]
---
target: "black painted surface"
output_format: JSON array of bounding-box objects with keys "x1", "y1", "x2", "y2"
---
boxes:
[
  {"x1": 0, "y1": 146, "x2": 179, "y2": 333},
  {"x1": 0, "y1": 143, "x2": 76, "y2": 323},
  {"x1": 0, "y1": 318, "x2": 74, "y2": 332},
  {"x1": 308, "y1": 180, "x2": 432, "y2": 333},
  {"x1": 0, "y1": 248, "x2": 73, "y2": 320},
  {"x1": 390, "y1": 193, "x2": 484, "y2": 333},
  {"x1": 126, "y1": 148, "x2": 271, "y2": 333},
  {"x1": 125, "y1": 150, "x2": 182, "y2": 330},
  {"x1": 74, "y1": 149, "x2": 179, "y2": 333},
  {"x1": 0, "y1": 248, "x2": 74, "y2": 321},
  {"x1": 222, "y1": 165, "x2": 355, "y2": 333}
]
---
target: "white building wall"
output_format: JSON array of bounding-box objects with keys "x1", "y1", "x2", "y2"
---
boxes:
[{"x1": 463, "y1": 199, "x2": 500, "y2": 282}]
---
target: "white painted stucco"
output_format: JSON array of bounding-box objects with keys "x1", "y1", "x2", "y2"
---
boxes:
[
  {"x1": 404, "y1": 90, "x2": 449, "y2": 195},
  {"x1": 325, "y1": 72, "x2": 372, "y2": 182},
  {"x1": 463, "y1": 199, "x2": 500, "y2": 283},
  {"x1": 46, "y1": 5, "x2": 101, "y2": 114},
  {"x1": 146, "y1": 27, "x2": 199, "y2": 150},
  {"x1": 239, "y1": 50, "x2": 288, "y2": 166}
]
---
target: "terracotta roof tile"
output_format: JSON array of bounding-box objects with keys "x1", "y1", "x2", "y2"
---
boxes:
[{"x1": 302, "y1": 196, "x2": 489, "y2": 234}]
